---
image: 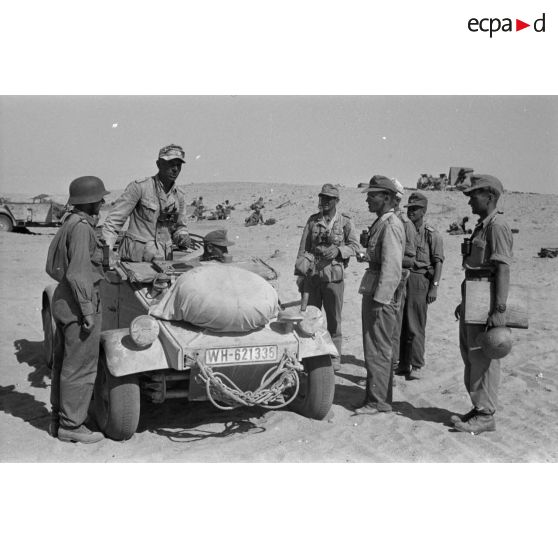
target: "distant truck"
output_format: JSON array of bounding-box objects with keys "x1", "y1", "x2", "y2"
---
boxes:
[{"x1": 0, "y1": 196, "x2": 66, "y2": 232}]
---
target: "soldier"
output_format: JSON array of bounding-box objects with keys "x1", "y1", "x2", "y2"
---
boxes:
[
  {"x1": 397, "y1": 191, "x2": 444, "y2": 379},
  {"x1": 245, "y1": 207, "x2": 264, "y2": 226},
  {"x1": 354, "y1": 176, "x2": 405, "y2": 414},
  {"x1": 102, "y1": 144, "x2": 191, "y2": 262},
  {"x1": 295, "y1": 184, "x2": 359, "y2": 372},
  {"x1": 46, "y1": 176, "x2": 109, "y2": 443},
  {"x1": 452, "y1": 175, "x2": 512, "y2": 434},
  {"x1": 200, "y1": 229, "x2": 235, "y2": 262},
  {"x1": 250, "y1": 196, "x2": 265, "y2": 211},
  {"x1": 390, "y1": 179, "x2": 417, "y2": 380}
]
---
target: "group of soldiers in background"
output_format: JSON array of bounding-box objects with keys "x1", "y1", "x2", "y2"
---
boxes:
[
  {"x1": 416, "y1": 173, "x2": 449, "y2": 191},
  {"x1": 296, "y1": 173, "x2": 512, "y2": 435},
  {"x1": 191, "y1": 196, "x2": 234, "y2": 220},
  {"x1": 45, "y1": 142, "x2": 512, "y2": 442}
]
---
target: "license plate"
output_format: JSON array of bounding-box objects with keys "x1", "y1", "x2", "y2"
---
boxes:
[{"x1": 204, "y1": 345, "x2": 278, "y2": 366}]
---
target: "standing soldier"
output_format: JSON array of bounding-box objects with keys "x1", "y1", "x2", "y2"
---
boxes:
[
  {"x1": 46, "y1": 176, "x2": 109, "y2": 443},
  {"x1": 452, "y1": 175, "x2": 512, "y2": 434},
  {"x1": 390, "y1": 179, "x2": 416, "y2": 381},
  {"x1": 102, "y1": 144, "x2": 191, "y2": 262},
  {"x1": 397, "y1": 191, "x2": 444, "y2": 379},
  {"x1": 354, "y1": 176, "x2": 405, "y2": 414},
  {"x1": 295, "y1": 183, "x2": 359, "y2": 372}
]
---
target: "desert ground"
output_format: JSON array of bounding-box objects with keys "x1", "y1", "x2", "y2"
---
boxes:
[{"x1": 1, "y1": 182, "x2": 557, "y2": 462}]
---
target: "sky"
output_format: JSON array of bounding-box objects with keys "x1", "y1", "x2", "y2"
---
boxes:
[{"x1": 1, "y1": 95, "x2": 556, "y2": 196}]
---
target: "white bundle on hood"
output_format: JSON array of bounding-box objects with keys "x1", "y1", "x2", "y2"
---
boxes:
[{"x1": 149, "y1": 263, "x2": 279, "y2": 333}]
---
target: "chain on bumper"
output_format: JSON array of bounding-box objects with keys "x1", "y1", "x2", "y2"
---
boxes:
[{"x1": 195, "y1": 351, "x2": 303, "y2": 411}]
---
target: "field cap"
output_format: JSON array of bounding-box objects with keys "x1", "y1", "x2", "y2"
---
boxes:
[
  {"x1": 361, "y1": 175, "x2": 398, "y2": 195},
  {"x1": 391, "y1": 178, "x2": 405, "y2": 200},
  {"x1": 158, "y1": 144, "x2": 186, "y2": 163},
  {"x1": 404, "y1": 191, "x2": 428, "y2": 208},
  {"x1": 319, "y1": 183, "x2": 339, "y2": 198},
  {"x1": 204, "y1": 229, "x2": 235, "y2": 247},
  {"x1": 462, "y1": 174, "x2": 504, "y2": 198}
]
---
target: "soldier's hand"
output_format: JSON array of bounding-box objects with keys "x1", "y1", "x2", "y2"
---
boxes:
[
  {"x1": 320, "y1": 245, "x2": 339, "y2": 260},
  {"x1": 356, "y1": 251, "x2": 369, "y2": 263},
  {"x1": 454, "y1": 303, "x2": 462, "y2": 321},
  {"x1": 487, "y1": 311, "x2": 507, "y2": 328},
  {"x1": 427, "y1": 286, "x2": 438, "y2": 304},
  {"x1": 175, "y1": 233, "x2": 191, "y2": 250},
  {"x1": 81, "y1": 314, "x2": 95, "y2": 333}
]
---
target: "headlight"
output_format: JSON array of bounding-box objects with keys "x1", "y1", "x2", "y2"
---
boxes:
[
  {"x1": 129, "y1": 315, "x2": 160, "y2": 348},
  {"x1": 297, "y1": 306, "x2": 326, "y2": 337}
]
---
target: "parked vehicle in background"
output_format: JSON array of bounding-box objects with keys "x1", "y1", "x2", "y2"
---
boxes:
[{"x1": 0, "y1": 195, "x2": 66, "y2": 232}]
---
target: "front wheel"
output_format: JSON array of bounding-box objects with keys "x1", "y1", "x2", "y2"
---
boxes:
[
  {"x1": 290, "y1": 355, "x2": 335, "y2": 420},
  {"x1": 94, "y1": 351, "x2": 140, "y2": 441},
  {"x1": 0, "y1": 214, "x2": 14, "y2": 233}
]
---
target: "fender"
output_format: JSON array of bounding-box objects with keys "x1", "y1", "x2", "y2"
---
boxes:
[
  {"x1": 101, "y1": 328, "x2": 170, "y2": 377},
  {"x1": 297, "y1": 329, "x2": 338, "y2": 361}
]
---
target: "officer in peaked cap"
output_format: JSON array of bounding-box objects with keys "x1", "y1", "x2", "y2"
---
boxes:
[
  {"x1": 451, "y1": 174, "x2": 512, "y2": 434},
  {"x1": 103, "y1": 144, "x2": 191, "y2": 262},
  {"x1": 45, "y1": 176, "x2": 109, "y2": 443},
  {"x1": 396, "y1": 190, "x2": 444, "y2": 380},
  {"x1": 354, "y1": 175, "x2": 405, "y2": 414},
  {"x1": 295, "y1": 183, "x2": 359, "y2": 372}
]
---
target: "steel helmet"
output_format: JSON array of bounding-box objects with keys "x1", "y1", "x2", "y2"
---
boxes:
[
  {"x1": 68, "y1": 176, "x2": 110, "y2": 205},
  {"x1": 476, "y1": 327, "x2": 513, "y2": 359}
]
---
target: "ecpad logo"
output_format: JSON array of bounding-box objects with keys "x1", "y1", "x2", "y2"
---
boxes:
[{"x1": 468, "y1": 13, "x2": 546, "y2": 37}]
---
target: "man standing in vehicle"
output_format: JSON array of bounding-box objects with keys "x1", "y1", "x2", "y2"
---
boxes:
[
  {"x1": 295, "y1": 183, "x2": 359, "y2": 372},
  {"x1": 354, "y1": 176, "x2": 405, "y2": 414},
  {"x1": 102, "y1": 144, "x2": 191, "y2": 262},
  {"x1": 46, "y1": 176, "x2": 109, "y2": 443}
]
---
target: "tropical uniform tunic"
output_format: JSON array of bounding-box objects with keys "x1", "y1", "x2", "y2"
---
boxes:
[
  {"x1": 460, "y1": 209, "x2": 513, "y2": 414},
  {"x1": 296, "y1": 210, "x2": 359, "y2": 367},
  {"x1": 102, "y1": 176, "x2": 189, "y2": 262},
  {"x1": 399, "y1": 221, "x2": 444, "y2": 371},
  {"x1": 46, "y1": 210, "x2": 105, "y2": 429},
  {"x1": 359, "y1": 209, "x2": 405, "y2": 410}
]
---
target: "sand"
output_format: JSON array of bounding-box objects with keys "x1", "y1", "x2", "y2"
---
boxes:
[{"x1": 1, "y1": 183, "x2": 557, "y2": 462}]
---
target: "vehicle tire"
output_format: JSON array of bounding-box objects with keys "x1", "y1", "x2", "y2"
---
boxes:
[
  {"x1": 42, "y1": 300, "x2": 56, "y2": 369},
  {"x1": 290, "y1": 354, "x2": 335, "y2": 420},
  {"x1": 0, "y1": 214, "x2": 14, "y2": 233},
  {"x1": 94, "y1": 351, "x2": 140, "y2": 441}
]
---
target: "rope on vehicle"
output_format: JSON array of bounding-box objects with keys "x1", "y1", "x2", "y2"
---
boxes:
[{"x1": 195, "y1": 351, "x2": 302, "y2": 411}]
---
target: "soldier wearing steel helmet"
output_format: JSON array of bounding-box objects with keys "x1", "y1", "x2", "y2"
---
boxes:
[
  {"x1": 452, "y1": 174, "x2": 513, "y2": 434},
  {"x1": 295, "y1": 183, "x2": 359, "y2": 372},
  {"x1": 45, "y1": 176, "x2": 109, "y2": 443},
  {"x1": 102, "y1": 144, "x2": 191, "y2": 262}
]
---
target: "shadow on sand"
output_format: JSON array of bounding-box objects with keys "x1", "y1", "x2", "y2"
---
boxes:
[
  {"x1": 14, "y1": 339, "x2": 51, "y2": 388},
  {"x1": 0, "y1": 384, "x2": 50, "y2": 434},
  {"x1": 139, "y1": 399, "x2": 267, "y2": 443},
  {"x1": 392, "y1": 401, "x2": 455, "y2": 427}
]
